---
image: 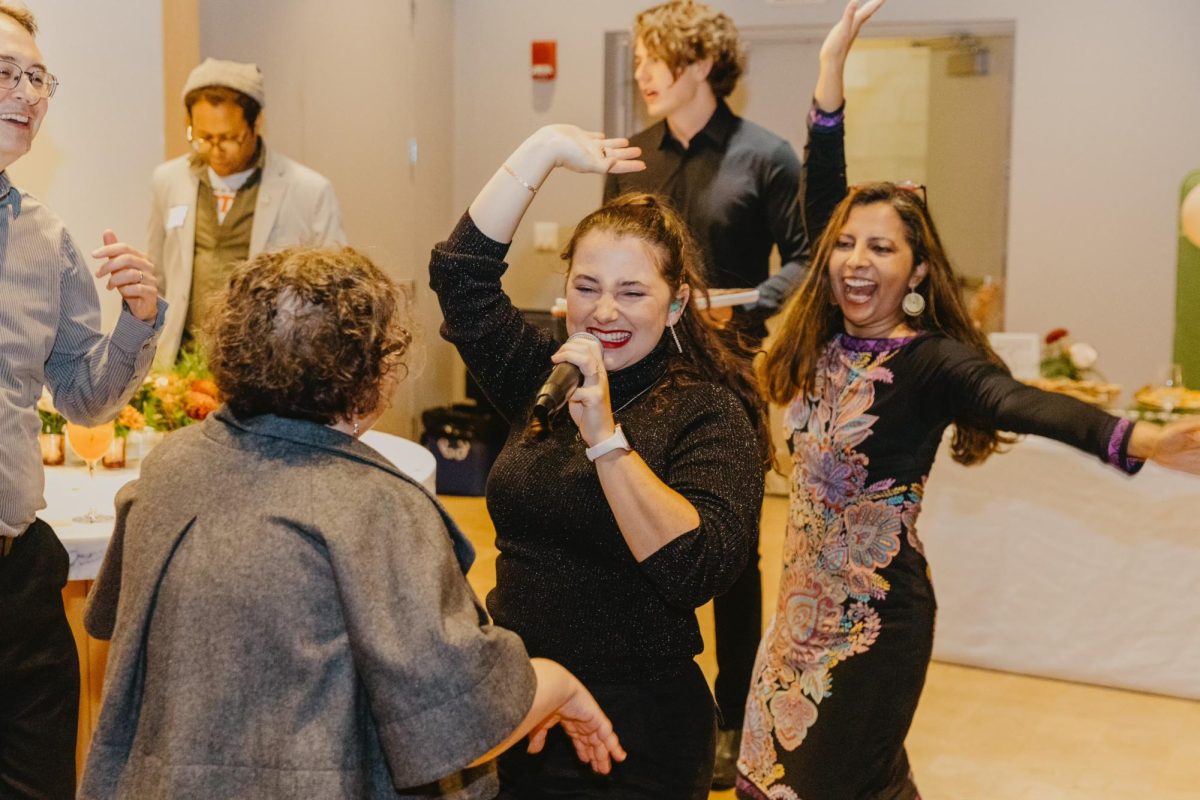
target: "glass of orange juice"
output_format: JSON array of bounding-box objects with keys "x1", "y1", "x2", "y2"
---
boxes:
[{"x1": 65, "y1": 420, "x2": 115, "y2": 523}]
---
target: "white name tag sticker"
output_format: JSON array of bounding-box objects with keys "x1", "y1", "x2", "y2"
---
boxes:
[{"x1": 166, "y1": 205, "x2": 188, "y2": 230}]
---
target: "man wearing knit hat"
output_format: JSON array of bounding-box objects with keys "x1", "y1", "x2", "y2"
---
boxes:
[{"x1": 148, "y1": 57, "x2": 345, "y2": 366}]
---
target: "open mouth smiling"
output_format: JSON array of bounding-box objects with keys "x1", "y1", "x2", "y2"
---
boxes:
[{"x1": 587, "y1": 328, "x2": 633, "y2": 349}]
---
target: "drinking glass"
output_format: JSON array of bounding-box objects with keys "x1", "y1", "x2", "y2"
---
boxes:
[
  {"x1": 65, "y1": 420, "x2": 115, "y2": 523},
  {"x1": 1158, "y1": 363, "x2": 1185, "y2": 415}
]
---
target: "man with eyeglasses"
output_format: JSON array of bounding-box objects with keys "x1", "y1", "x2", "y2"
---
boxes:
[
  {"x1": 0, "y1": 6, "x2": 166, "y2": 798},
  {"x1": 148, "y1": 58, "x2": 345, "y2": 366}
]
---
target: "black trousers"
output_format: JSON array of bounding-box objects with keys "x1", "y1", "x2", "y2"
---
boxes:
[
  {"x1": 0, "y1": 520, "x2": 79, "y2": 800},
  {"x1": 713, "y1": 544, "x2": 762, "y2": 730},
  {"x1": 712, "y1": 323, "x2": 766, "y2": 731},
  {"x1": 496, "y1": 663, "x2": 716, "y2": 799}
]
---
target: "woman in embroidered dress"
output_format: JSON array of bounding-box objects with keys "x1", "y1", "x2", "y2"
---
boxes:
[{"x1": 737, "y1": 2, "x2": 1200, "y2": 797}]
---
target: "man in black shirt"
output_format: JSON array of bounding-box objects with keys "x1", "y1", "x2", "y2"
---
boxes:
[
  {"x1": 604, "y1": 0, "x2": 809, "y2": 788},
  {"x1": 605, "y1": 2, "x2": 808, "y2": 344}
]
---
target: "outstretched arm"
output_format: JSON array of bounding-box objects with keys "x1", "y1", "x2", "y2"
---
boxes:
[{"x1": 468, "y1": 125, "x2": 643, "y2": 244}]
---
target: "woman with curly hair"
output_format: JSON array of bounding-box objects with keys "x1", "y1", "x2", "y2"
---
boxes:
[
  {"x1": 430, "y1": 123, "x2": 771, "y2": 798},
  {"x1": 738, "y1": 3, "x2": 1200, "y2": 798},
  {"x1": 79, "y1": 247, "x2": 623, "y2": 800}
]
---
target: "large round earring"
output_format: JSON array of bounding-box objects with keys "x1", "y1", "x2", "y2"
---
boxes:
[{"x1": 902, "y1": 290, "x2": 926, "y2": 317}]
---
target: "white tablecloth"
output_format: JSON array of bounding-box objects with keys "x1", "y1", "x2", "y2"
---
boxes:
[
  {"x1": 920, "y1": 435, "x2": 1200, "y2": 700},
  {"x1": 44, "y1": 431, "x2": 436, "y2": 581}
]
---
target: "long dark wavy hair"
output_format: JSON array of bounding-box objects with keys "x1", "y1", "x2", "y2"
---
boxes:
[
  {"x1": 560, "y1": 192, "x2": 772, "y2": 468},
  {"x1": 761, "y1": 182, "x2": 1014, "y2": 465}
]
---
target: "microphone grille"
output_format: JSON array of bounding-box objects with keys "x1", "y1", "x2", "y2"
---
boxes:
[{"x1": 566, "y1": 331, "x2": 600, "y2": 344}]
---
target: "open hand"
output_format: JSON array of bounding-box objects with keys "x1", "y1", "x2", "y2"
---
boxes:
[
  {"x1": 92, "y1": 230, "x2": 159, "y2": 324},
  {"x1": 525, "y1": 677, "x2": 626, "y2": 774},
  {"x1": 1147, "y1": 417, "x2": 1200, "y2": 475},
  {"x1": 820, "y1": 0, "x2": 888, "y2": 66},
  {"x1": 544, "y1": 125, "x2": 644, "y2": 176}
]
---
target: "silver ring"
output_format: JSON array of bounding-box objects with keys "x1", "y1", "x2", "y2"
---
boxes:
[{"x1": 135, "y1": 269, "x2": 143, "y2": 283}]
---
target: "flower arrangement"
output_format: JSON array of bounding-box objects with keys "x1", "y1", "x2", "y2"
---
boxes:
[
  {"x1": 129, "y1": 347, "x2": 220, "y2": 432},
  {"x1": 1039, "y1": 328, "x2": 1100, "y2": 381},
  {"x1": 37, "y1": 387, "x2": 65, "y2": 434},
  {"x1": 1031, "y1": 328, "x2": 1120, "y2": 407}
]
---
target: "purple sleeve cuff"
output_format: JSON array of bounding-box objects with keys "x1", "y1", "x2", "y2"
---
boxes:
[
  {"x1": 808, "y1": 101, "x2": 845, "y2": 130},
  {"x1": 1105, "y1": 417, "x2": 1145, "y2": 475}
]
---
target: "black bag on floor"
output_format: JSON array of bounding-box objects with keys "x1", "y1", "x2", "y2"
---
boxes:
[{"x1": 420, "y1": 403, "x2": 507, "y2": 496}]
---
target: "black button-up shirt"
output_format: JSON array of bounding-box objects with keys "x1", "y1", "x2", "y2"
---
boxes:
[{"x1": 605, "y1": 101, "x2": 809, "y2": 335}]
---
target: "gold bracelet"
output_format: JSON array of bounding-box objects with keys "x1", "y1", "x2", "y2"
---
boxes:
[{"x1": 502, "y1": 162, "x2": 538, "y2": 194}]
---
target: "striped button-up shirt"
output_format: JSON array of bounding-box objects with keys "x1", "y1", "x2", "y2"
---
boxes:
[{"x1": 0, "y1": 171, "x2": 166, "y2": 538}]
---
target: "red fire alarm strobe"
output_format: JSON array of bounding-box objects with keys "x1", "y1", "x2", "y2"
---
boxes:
[{"x1": 532, "y1": 40, "x2": 556, "y2": 81}]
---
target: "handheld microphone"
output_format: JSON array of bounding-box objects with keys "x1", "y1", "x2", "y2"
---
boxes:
[{"x1": 530, "y1": 331, "x2": 600, "y2": 430}]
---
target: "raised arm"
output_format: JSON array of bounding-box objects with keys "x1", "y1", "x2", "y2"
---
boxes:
[
  {"x1": 429, "y1": 128, "x2": 643, "y2": 421},
  {"x1": 802, "y1": 0, "x2": 887, "y2": 246},
  {"x1": 469, "y1": 125, "x2": 643, "y2": 243},
  {"x1": 815, "y1": 0, "x2": 887, "y2": 113}
]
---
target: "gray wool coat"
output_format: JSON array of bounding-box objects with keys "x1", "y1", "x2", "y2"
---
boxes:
[{"x1": 79, "y1": 408, "x2": 536, "y2": 799}]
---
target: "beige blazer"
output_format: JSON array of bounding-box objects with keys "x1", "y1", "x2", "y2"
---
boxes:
[{"x1": 147, "y1": 147, "x2": 346, "y2": 366}]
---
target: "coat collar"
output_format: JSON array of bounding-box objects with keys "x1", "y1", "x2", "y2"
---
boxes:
[{"x1": 205, "y1": 407, "x2": 476, "y2": 571}]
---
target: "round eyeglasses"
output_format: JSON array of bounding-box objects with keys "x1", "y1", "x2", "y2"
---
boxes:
[
  {"x1": 0, "y1": 60, "x2": 57, "y2": 99},
  {"x1": 186, "y1": 125, "x2": 252, "y2": 156}
]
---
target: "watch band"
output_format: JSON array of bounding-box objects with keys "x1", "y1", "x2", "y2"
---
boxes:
[{"x1": 585, "y1": 424, "x2": 632, "y2": 462}]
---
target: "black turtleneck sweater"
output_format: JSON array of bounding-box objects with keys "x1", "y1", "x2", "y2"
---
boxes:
[{"x1": 429, "y1": 213, "x2": 764, "y2": 684}]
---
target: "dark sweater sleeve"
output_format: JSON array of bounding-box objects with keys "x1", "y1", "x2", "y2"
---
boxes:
[
  {"x1": 922, "y1": 336, "x2": 1143, "y2": 474},
  {"x1": 802, "y1": 103, "x2": 849, "y2": 247},
  {"x1": 637, "y1": 386, "x2": 765, "y2": 610},
  {"x1": 428, "y1": 212, "x2": 558, "y2": 423}
]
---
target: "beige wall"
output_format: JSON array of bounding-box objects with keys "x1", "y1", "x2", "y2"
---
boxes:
[
  {"x1": 162, "y1": 0, "x2": 199, "y2": 162},
  {"x1": 454, "y1": 0, "x2": 1200, "y2": 399},
  {"x1": 926, "y1": 36, "x2": 1014, "y2": 285},
  {"x1": 197, "y1": 0, "x2": 457, "y2": 436},
  {"x1": 12, "y1": 1, "x2": 164, "y2": 328}
]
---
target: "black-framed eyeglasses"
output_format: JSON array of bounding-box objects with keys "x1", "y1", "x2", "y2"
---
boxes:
[
  {"x1": 186, "y1": 125, "x2": 252, "y2": 156},
  {"x1": 0, "y1": 60, "x2": 57, "y2": 99}
]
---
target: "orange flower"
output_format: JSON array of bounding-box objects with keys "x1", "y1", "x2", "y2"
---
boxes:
[
  {"x1": 117, "y1": 405, "x2": 146, "y2": 431},
  {"x1": 183, "y1": 390, "x2": 219, "y2": 421},
  {"x1": 189, "y1": 378, "x2": 220, "y2": 399}
]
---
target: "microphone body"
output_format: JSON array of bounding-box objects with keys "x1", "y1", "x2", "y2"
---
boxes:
[{"x1": 531, "y1": 331, "x2": 599, "y2": 428}]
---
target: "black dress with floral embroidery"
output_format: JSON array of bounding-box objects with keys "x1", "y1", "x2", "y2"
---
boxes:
[{"x1": 736, "y1": 110, "x2": 1144, "y2": 800}]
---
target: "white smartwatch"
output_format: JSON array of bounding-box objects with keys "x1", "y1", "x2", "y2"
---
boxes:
[{"x1": 585, "y1": 424, "x2": 632, "y2": 462}]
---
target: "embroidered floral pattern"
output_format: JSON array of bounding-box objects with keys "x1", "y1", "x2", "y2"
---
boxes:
[{"x1": 739, "y1": 339, "x2": 926, "y2": 794}]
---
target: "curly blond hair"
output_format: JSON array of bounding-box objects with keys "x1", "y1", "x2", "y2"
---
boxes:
[
  {"x1": 206, "y1": 247, "x2": 413, "y2": 425},
  {"x1": 634, "y1": 0, "x2": 744, "y2": 98}
]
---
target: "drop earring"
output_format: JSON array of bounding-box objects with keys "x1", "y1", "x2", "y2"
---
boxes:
[
  {"x1": 668, "y1": 300, "x2": 684, "y2": 353},
  {"x1": 902, "y1": 289, "x2": 925, "y2": 317}
]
